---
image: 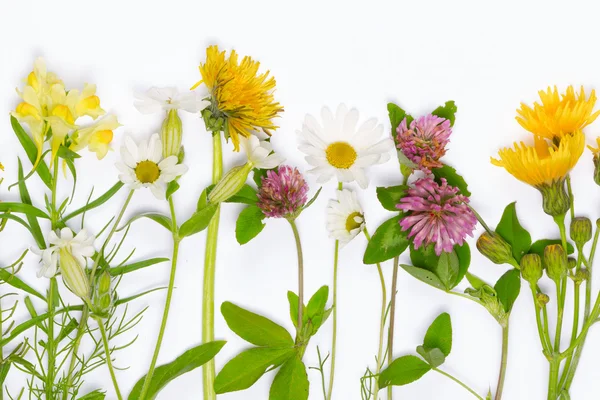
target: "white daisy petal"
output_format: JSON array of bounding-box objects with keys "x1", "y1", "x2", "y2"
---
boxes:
[{"x1": 325, "y1": 188, "x2": 364, "y2": 244}]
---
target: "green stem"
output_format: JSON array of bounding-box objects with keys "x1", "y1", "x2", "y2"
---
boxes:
[
  {"x1": 494, "y1": 323, "x2": 509, "y2": 400},
  {"x1": 554, "y1": 278, "x2": 566, "y2": 352},
  {"x1": 289, "y1": 219, "x2": 304, "y2": 337},
  {"x1": 530, "y1": 285, "x2": 552, "y2": 352},
  {"x1": 387, "y1": 256, "x2": 399, "y2": 400},
  {"x1": 0, "y1": 292, "x2": 3, "y2": 400},
  {"x1": 46, "y1": 278, "x2": 57, "y2": 400},
  {"x1": 96, "y1": 318, "x2": 123, "y2": 400},
  {"x1": 203, "y1": 132, "x2": 223, "y2": 400},
  {"x1": 566, "y1": 175, "x2": 575, "y2": 221},
  {"x1": 548, "y1": 360, "x2": 559, "y2": 400},
  {"x1": 62, "y1": 190, "x2": 134, "y2": 400},
  {"x1": 433, "y1": 368, "x2": 483, "y2": 400},
  {"x1": 139, "y1": 197, "x2": 180, "y2": 400},
  {"x1": 558, "y1": 282, "x2": 580, "y2": 389}
]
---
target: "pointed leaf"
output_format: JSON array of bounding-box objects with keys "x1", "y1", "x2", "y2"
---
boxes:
[
  {"x1": 432, "y1": 164, "x2": 471, "y2": 197},
  {"x1": 495, "y1": 202, "x2": 531, "y2": 262},
  {"x1": 17, "y1": 159, "x2": 45, "y2": 248},
  {"x1": 0, "y1": 269, "x2": 45, "y2": 301},
  {"x1": 416, "y1": 346, "x2": 446, "y2": 368},
  {"x1": 363, "y1": 215, "x2": 409, "y2": 264},
  {"x1": 77, "y1": 391, "x2": 106, "y2": 400},
  {"x1": 376, "y1": 185, "x2": 408, "y2": 212},
  {"x1": 11, "y1": 116, "x2": 52, "y2": 188},
  {"x1": 423, "y1": 312, "x2": 452, "y2": 357},
  {"x1": 0, "y1": 202, "x2": 49, "y2": 219},
  {"x1": 226, "y1": 184, "x2": 258, "y2": 204},
  {"x1": 118, "y1": 212, "x2": 172, "y2": 232},
  {"x1": 494, "y1": 269, "x2": 521, "y2": 313},
  {"x1": 306, "y1": 286, "x2": 329, "y2": 319},
  {"x1": 431, "y1": 101, "x2": 458, "y2": 126},
  {"x1": 269, "y1": 356, "x2": 309, "y2": 400},
  {"x1": 453, "y1": 242, "x2": 471, "y2": 287},
  {"x1": 179, "y1": 204, "x2": 218, "y2": 237},
  {"x1": 236, "y1": 205, "x2": 266, "y2": 245},
  {"x1": 529, "y1": 239, "x2": 574, "y2": 257},
  {"x1": 400, "y1": 265, "x2": 446, "y2": 291},
  {"x1": 434, "y1": 251, "x2": 459, "y2": 291},
  {"x1": 221, "y1": 302, "x2": 294, "y2": 347},
  {"x1": 109, "y1": 258, "x2": 170, "y2": 276},
  {"x1": 62, "y1": 182, "x2": 124, "y2": 223},
  {"x1": 379, "y1": 355, "x2": 431, "y2": 388}
]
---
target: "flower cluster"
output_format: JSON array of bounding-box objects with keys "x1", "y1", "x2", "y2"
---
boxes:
[
  {"x1": 257, "y1": 165, "x2": 309, "y2": 219},
  {"x1": 396, "y1": 114, "x2": 452, "y2": 172}
]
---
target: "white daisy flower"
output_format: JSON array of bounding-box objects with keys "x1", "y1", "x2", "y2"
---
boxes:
[
  {"x1": 134, "y1": 87, "x2": 210, "y2": 114},
  {"x1": 116, "y1": 134, "x2": 189, "y2": 200},
  {"x1": 240, "y1": 135, "x2": 285, "y2": 169},
  {"x1": 297, "y1": 104, "x2": 394, "y2": 189},
  {"x1": 326, "y1": 189, "x2": 366, "y2": 246},
  {"x1": 32, "y1": 228, "x2": 95, "y2": 299}
]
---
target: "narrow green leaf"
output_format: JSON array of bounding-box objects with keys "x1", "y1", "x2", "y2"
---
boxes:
[
  {"x1": 236, "y1": 205, "x2": 266, "y2": 245},
  {"x1": 166, "y1": 181, "x2": 180, "y2": 199},
  {"x1": 0, "y1": 363, "x2": 10, "y2": 386},
  {"x1": 114, "y1": 287, "x2": 166, "y2": 306},
  {"x1": 56, "y1": 318, "x2": 79, "y2": 342},
  {"x1": 494, "y1": 269, "x2": 521, "y2": 313},
  {"x1": 379, "y1": 355, "x2": 431, "y2": 388},
  {"x1": 221, "y1": 302, "x2": 294, "y2": 347},
  {"x1": 109, "y1": 258, "x2": 170, "y2": 276},
  {"x1": 0, "y1": 202, "x2": 49, "y2": 219},
  {"x1": 287, "y1": 291, "x2": 303, "y2": 327},
  {"x1": 0, "y1": 269, "x2": 45, "y2": 301},
  {"x1": 226, "y1": 184, "x2": 258, "y2": 204},
  {"x1": 416, "y1": 346, "x2": 446, "y2": 368},
  {"x1": 11, "y1": 116, "x2": 52, "y2": 188},
  {"x1": 214, "y1": 347, "x2": 295, "y2": 394},
  {"x1": 77, "y1": 391, "x2": 106, "y2": 400},
  {"x1": 269, "y1": 356, "x2": 309, "y2": 400},
  {"x1": 17, "y1": 159, "x2": 46, "y2": 248},
  {"x1": 302, "y1": 187, "x2": 322, "y2": 211},
  {"x1": 128, "y1": 341, "x2": 226, "y2": 400},
  {"x1": 400, "y1": 265, "x2": 446, "y2": 291},
  {"x1": 529, "y1": 239, "x2": 574, "y2": 257},
  {"x1": 431, "y1": 164, "x2": 471, "y2": 197},
  {"x1": 423, "y1": 312, "x2": 452, "y2": 357},
  {"x1": 495, "y1": 202, "x2": 531, "y2": 262},
  {"x1": 118, "y1": 212, "x2": 172, "y2": 233},
  {"x1": 179, "y1": 204, "x2": 218, "y2": 237},
  {"x1": 62, "y1": 182, "x2": 124, "y2": 222},
  {"x1": 431, "y1": 101, "x2": 458, "y2": 126},
  {"x1": 363, "y1": 216, "x2": 409, "y2": 264},
  {"x1": 376, "y1": 185, "x2": 408, "y2": 212}
]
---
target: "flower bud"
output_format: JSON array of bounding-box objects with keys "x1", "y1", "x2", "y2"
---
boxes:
[
  {"x1": 568, "y1": 257, "x2": 577, "y2": 270},
  {"x1": 593, "y1": 154, "x2": 600, "y2": 186},
  {"x1": 59, "y1": 248, "x2": 90, "y2": 300},
  {"x1": 92, "y1": 271, "x2": 113, "y2": 318},
  {"x1": 208, "y1": 163, "x2": 253, "y2": 204},
  {"x1": 536, "y1": 292, "x2": 550, "y2": 307},
  {"x1": 544, "y1": 244, "x2": 568, "y2": 282},
  {"x1": 574, "y1": 268, "x2": 590, "y2": 283},
  {"x1": 520, "y1": 253, "x2": 543, "y2": 285},
  {"x1": 571, "y1": 217, "x2": 592, "y2": 248},
  {"x1": 537, "y1": 180, "x2": 570, "y2": 217},
  {"x1": 476, "y1": 232, "x2": 514, "y2": 265},
  {"x1": 161, "y1": 109, "x2": 183, "y2": 158}
]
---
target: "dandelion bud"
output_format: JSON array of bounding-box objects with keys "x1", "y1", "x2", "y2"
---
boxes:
[
  {"x1": 161, "y1": 109, "x2": 183, "y2": 158},
  {"x1": 476, "y1": 232, "x2": 514, "y2": 265},
  {"x1": 576, "y1": 268, "x2": 590, "y2": 282},
  {"x1": 571, "y1": 217, "x2": 592, "y2": 248},
  {"x1": 537, "y1": 180, "x2": 570, "y2": 217},
  {"x1": 521, "y1": 253, "x2": 543, "y2": 285},
  {"x1": 59, "y1": 248, "x2": 90, "y2": 300},
  {"x1": 544, "y1": 244, "x2": 568, "y2": 282},
  {"x1": 568, "y1": 257, "x2": 577, "y2": 270},
  {"x1": 536, "y1": 293, "x2": 550, "y2": 307},
  {"x1": 208, "y1": 163, "x2": 253, "y2": 204}
]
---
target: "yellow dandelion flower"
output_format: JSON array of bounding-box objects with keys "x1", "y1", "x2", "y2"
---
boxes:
[
  {"x1": 192, "y1": 45, "x2": 284, "y2": 151},
  {"x1": 589, "y1": 137, "x2": 600, "y2": 156},
  {"x1": 492, "y1": 131, "x2": 584, "y2": 216},
  {"x1": 516, "y1": 85, "x2": 600, "y2": 140}
]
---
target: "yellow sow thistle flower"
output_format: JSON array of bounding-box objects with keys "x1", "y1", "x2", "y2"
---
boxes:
[
  {"x1": 492, "y1": 131, "x2": 584, "y2": 216},
  {"x1": 516, "y1": 85, "x2": 600, "y2": 140},
  {"x1": 192, "y1": 45, "x2": 284, "y2": 151}
]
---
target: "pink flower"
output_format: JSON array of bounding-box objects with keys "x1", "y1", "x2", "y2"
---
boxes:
[
  {"x1": 397, "y1": 177, "x2": 476, "y2": 255},
  {"x1": 257, "y1": 165, "x2": 309, "y2": 219},
  {"x1": 396, "y1": 114, "x2": 451, "y2": 173}
]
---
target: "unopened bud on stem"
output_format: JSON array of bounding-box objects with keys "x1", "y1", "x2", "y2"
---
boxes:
[
  {"x1": 161, "y1": 109, "x2": 183, "y2": 158},
  {"x1": 521, "y1": 253, "x2": 543, "y2": 285},
  {"x1": 544, "y1": 244, "x2": 568, "y2": 283},
  {"x1": 571, "y1": 217, "x2": 592, "y2": 248},
  {"x1": 476, "y1": 232, "x2": 515, "y2": 266}
]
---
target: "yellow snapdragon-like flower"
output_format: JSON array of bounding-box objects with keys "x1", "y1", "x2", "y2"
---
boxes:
[
  {"x1": 516, "y1": 86, "x2": 600, "y2": 140},
  {"x1": 71, "y1": 115, "x2": 120, "y2": 159},
  {"x1": 192, "y1": 45, "x2": 284, "y2": 151}
]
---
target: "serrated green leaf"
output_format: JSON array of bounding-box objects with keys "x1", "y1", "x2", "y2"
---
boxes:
[
  {"x1": 363, "y1": 215, "x2": 409, "y2": 264},
  {"x1": 214, "y1": 347, "x2": 295, "y2": 394},
  {"x1": 416, "y1": 346, "x2": 446, "y2": 368},
  {"x1": 379, "y1": 355, "x2": 431, "y2": 388},
  {"x1": 496, "y1": 202, "x2": 531, "y2": 262},
  {"x1": 221, "y1": 302, "x2": 294, "y2": 347},
  {"x1": 376, "y1": 185, "x2": 407, "y2": 211},
  {"x1": 269, "y1": 356, "x2": 309, "y2": 400},
  {"x1": 494, "y1": 269, "x2": 521, "y2": 313},
  {"x1": 236, "y1": 205, "x2": 266, "y2": 245},
  {"x1": 400, "y1": 265, "x2": 446, "y2": 291},
  {"x1": 431, "y1": 101, "x2": 458, "y2": 126},
  {"x1": 423, "y1": 312, "x2": 452, "y2": 357},
  {"x1": 432, "y1": 164, "x2": 471, "y2": 197},
  {"x1": 128, "y1": 341, "x2": 226, "y2": 400},
  {"x1": 179, "y1": 204, "x2": 218, "y2": 237}
]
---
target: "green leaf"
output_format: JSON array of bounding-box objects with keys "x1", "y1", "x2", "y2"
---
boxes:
[
  {"x1": 118, "y1": 212, "x2": 172, "y2": 233},
  {"x1": 109, "y1": 258, "x2": 170, "y2": 276},
  {"x1": 494, "y1": 269, "x2": 521, "y2": 313},
  {"x1": 253, "y1": 168, "x2": 269, "y2": 187},
  {"x1": 410, "y1": 244, "x2": 467, "y2": 290},
  {"x1": 61, "y1": 182, "x2": 124, "y2": 223},
  {"x1": 11, "y1": 115, "x2": 52, "y2": 188},
  {"x1": 376, "y1": 185, "x2": 408, "y2": 212},
  {"x1": 287, "y1": 291, "x2": 305, "y2": 327},
  {"x1": 128, "y1": 341, "x2": 226, "y2": 400},
  {"x1": 432, "y1": 164, "x2": 471, "y2": 197},
  {"x1": 306, "y1": 286, "x2": 328, "y2": 319},
  {"x1": 431, "y1": 101, "x2": 458, "y2": 126},
  {"x1": 400, "y1": 265, "x2": 446, "y2": 291},
  {"x1": 416, "y1": 346, "x2": 446, "y2": 368},
  {"x1": 166, "y1": 181, "x2": 180, "y2": 199},
  {"x1": 378, "y1": 355, "x2": 431, "y2": 388},
  {"x1": 302, "y1": 187, "x2": 322, "y2": 211},
  {"x1": 0, "y1": 202, "x2": 49, "y2": 219},
  {"x1": 77, "y1": 391, "x2": 106, "y2": 400},
  {"x1": 0, "y1": 269, "x2": 45, "y2": 301},
  {"x1": 423, "y1": 312, "x2": 452, "y2": 357},
  {"x1": 221, "y1": 302, "x2": 294, "y2": 347},
  {"x1": 226, "y1": 184, "x2": 258, "y2": 204},
  {"x1": 236, "y1": 205, "x2": 266, "y2": 245},
  {"x1": 57, "y1": 145, "x2": 81, "y2": 161},
  {"x1": 387, "y1": 103, "x2": 411, "y2": 133},
  {"x1": 363, "y1": 215, "x2": 409, "y2": 264},
  {"x1": 466, "y1": 272, "x2": 488, "y2": 290},
  {"x1": 179, "y1": 204, "x2": 218, "y2": 237},
  {"x1": 453, "y1": 242, "x2": 471, "y2": 287},
  {"x1": 197, "y1": 185, "x2": 214, "y2": 210},
  {"x1": 529, "y1": 239, "x2": 574, "y2": 257},
  {"x1": 435, "y1": 252, "x2": 459, "y2": 291},
  {"x1": 495, "y1": 202, "x2": 531, "y2": 262},
  {"x1": 269, "y1": 356, "x2": 309, "y2": 400},
  {"x1": 214, "y1": 347, "x2": 295, "y2": 394},
  {"x1": 410, "y1": 245, "x2": 439, "y2": 272},
  {"x1": 17, "y1": 159, "x2": 45, "y2": 248}
]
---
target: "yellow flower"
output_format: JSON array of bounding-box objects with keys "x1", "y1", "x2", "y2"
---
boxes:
[
  {"x1": 516, "y1": 86, "x2": 600, "y2": 140},
  {"x1": 492, "y1": 131, "x2": 584, "y2": 187},
  {"x1": 71, "y1": 115, "x2": 120, "y2": 159},
  {"x1": 192, "y1": 45, "x2": 284, "y2": 151},
  {"x1": 588, "y1": 137, "x2": 600, "y2": 156},
  {"x1": 73, "y1": 83, "x2": 105, "y2": 119}
]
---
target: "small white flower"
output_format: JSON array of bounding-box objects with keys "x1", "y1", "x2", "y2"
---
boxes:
[
  {"x1": 116, "y1": 134, "x2": 189, "y2": 200},
  {"x1": 32, "y1": 228, "x2": 95, "y2": 279},
  {"x1": 326, "y1": 189, "x2": 365, "y2": 246},
  {"x1": 297, "y1": 104, "x2": 394, "y2": 189},
  {"x1": 240, "y1": 135, "x2": 285, "y2": 169},
  {"x1": 134, "y1": 87, "x2": 210, "y2": 114}
]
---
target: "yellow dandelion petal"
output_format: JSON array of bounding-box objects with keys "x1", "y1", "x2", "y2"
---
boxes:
[{"x1": 516, "y1": 86, "x2": 600, "y2": 140}]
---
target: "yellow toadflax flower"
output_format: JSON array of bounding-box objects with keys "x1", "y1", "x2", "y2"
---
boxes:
[
  {"x1": 492, "y1": 131, "x2": 584, "y2": 216},
  {"x1": 516, "y1": 85, "x2": 600, "y2": 140},
  {"x1": 192, "y1": 45, "x2": 284, "y2": 151}
]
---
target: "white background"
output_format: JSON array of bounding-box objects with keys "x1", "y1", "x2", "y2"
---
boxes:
[{"x1": 2, "y1": 1, "x2": 600, "y2": 399}]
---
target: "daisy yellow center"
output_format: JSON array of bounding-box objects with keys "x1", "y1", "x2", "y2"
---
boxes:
[
  {"x1": 326, "y1": 142, "x2": 357, "y2": 169},
  {"x1": 345, "y1": 212, "x2": 363, "y2": 232},
  {"x1": 135, "y1": 160, "x2": 160, "y2": 184}
]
